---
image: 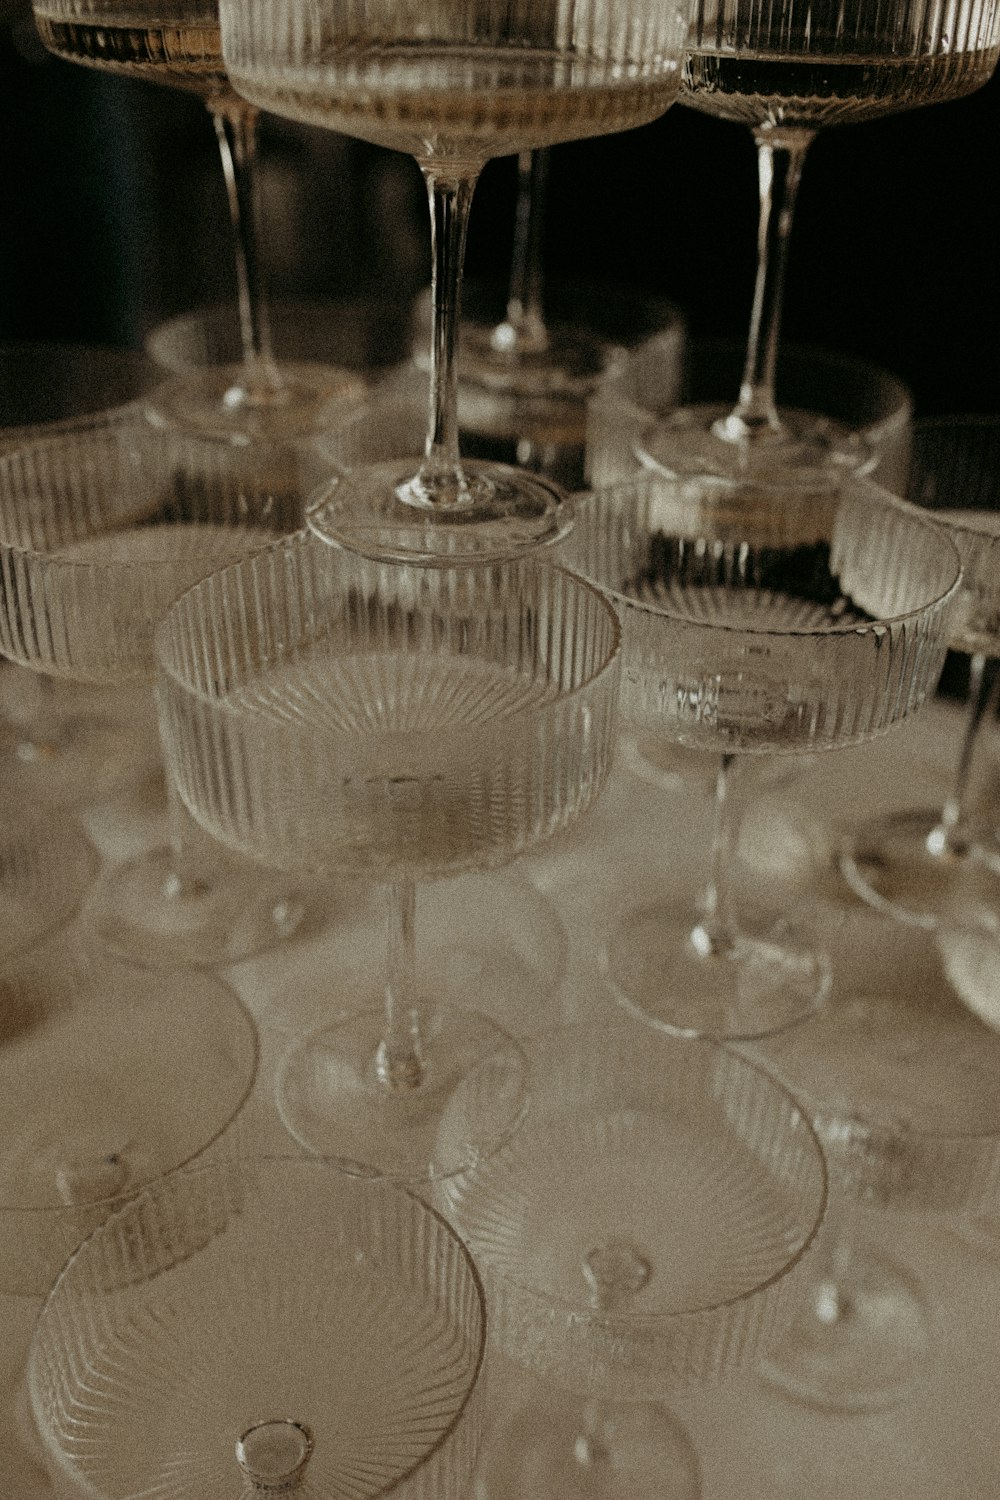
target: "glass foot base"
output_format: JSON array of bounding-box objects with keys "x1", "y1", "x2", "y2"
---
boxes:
[
  {"x1": 276, "y1": 1006, "x2": 527, "y2": 1182},
  {"x1": 761, "y1": 1248, "x2": 929, "y2": 1413},
  {"x1": 839, "y1": 807, "x2": 1000, "y2": 930},
  {"x1": 458, "y1": 321, "x2": 608, "y2": 400},
  {"x1": 604, "y1": 903, "x2": 829, "y2": 1041},
  {"x1": 87, "y1": 846, "x2": 311, "y2": 968},
  {"x1": 0, "y1": 710, "x2": 145, "y2": 811},
  {"x1": 637, "y1": 403, "x2": 869, "y2": 487},
  {"x1": 146, "y1": 361, "x2": 365, "y2": 442},
  {"x1": 307, "y1": 458, "x2": 570, "y2": 566},
  {"x1": 477, "y1": 1399, "x2": 700, "y2": 1500}
]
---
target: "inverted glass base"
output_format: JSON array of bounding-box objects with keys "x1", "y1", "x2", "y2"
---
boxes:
[
  {"x1": 637, "y1": 402, "x2": 869, "y2": 488},
  {"x1": 476, "y1": 1399, "x2": 701, "y2": 1500},
  {"x1": 307, "y1": 457, "x2": 570, "y2": 566},
  {"x1": 276, "y1": 1006, "x2": 527, "y2": 1182},
  {"x1": 145, "y1": 361, "x2": 365, "y2": 443},
  {"x1": 87, "y1": 846, "x2": 310, "y2": 969},
  {"x1": 761, "y1": 1247, "x2": 929, "y2": 1413},
  {"x1": 604, "y1": 902, "x2": 829, "y2": 1041},
  {"x1": 839, "y1": 806, "x2": 1000, "y2": 930}
]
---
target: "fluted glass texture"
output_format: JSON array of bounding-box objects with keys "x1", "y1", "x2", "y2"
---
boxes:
[
  {"x1": 442, "y1": 1024, "x2": 826, "y2": 1395},
  {"x1": 29, "y1": 1158, "x2": 485, "y2": 1500},
  {"x1": 0, "y1": 951, "x2": 257, "y2": 1296},
  {"x1": 684, "y1": 0, "x2": 1000, "y2": 128},
  {"x1": 32, "y1": 0, "x2": 226, "y2": 98},
  {"x1": 565, "y1": 473, "x2": 960, "y2": 755},
  {"x1": 156, "y1": 536, "x2": 620, "y2": 882},
  {"x1": 905, "y1": 417, "x2": 1000, "y2": 657},
  {"x1": 219, "y1": 0, "x2": 687, "y2": 161},
  {"x1": 0, "y1": 416, "x2": 296, "y2": 685}
]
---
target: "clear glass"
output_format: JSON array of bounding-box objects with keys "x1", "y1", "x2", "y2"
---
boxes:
[
  {"x1": 31, "y1": 0, "x2": 366, "y2": 442},
  {"x1": 220, "y1": 0, "x2": 687, "y2": 564},
  {"x1": 1, "y1": 342, "x2": 164, "y2": 810},
  {"x1": 588, "y1": 337, "x2": 912, "y2": 492},
  {"x1": 645, "y1": 0, "x2": 1000, "y2": 486},
  {"x1": 756, "y1": 903, "x2": 1000, "y2": 1411},
  {"x1": 841, "y1": 417, "x2": 1000, "y2": 927},
  {"x1": 564, "y1": 470, "x2": 961, "y2": 1040},
  {"x1": 0, "y1": 412, "x2": 320, "y2": 967},
  {"x1": 0, "y1": 938, "x2": 256, "y2": 1490},
  {"x1": 28, "y1": 1157, "x2": 485, "y2": 1500},
  {"x1": 441, "y1": 1022, "x2": 826, "y2": 1498},
  {"x1": 156, "y1": 537, "x2": 621, "y2": 1179}
]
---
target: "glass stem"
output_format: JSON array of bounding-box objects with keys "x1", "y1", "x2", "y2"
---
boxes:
[
  {"x1": 210, "y1": 97, "x2": 282, "y2": 397},
  {"x1": 415, "y1": 165, "x2": 480, "y2": 506},
  {"x1": 573, "y1": 1396, "x2": 626, "y2": 1469},
  {"x1": 690, "y1": 753, "x2": 745, "y2": 958},
  {"x1": 809, "y1": 1187, "x2": 858, "y2": 1326},
  {"x1": 375, "y1": 881, "x2": 426, "y2": 1091},
  {"x1": 496, "y1": 149, "x2": 550, "y2": 355},
  {"x1": 721, "y1": 127, "x2": 814, "y2": 444},
  {"x1": 162, "y1": 777, "x2": 212, "y2": 901},
  {"x1": 928, "y1": 653, "x2": 1000, "y2": 858}
]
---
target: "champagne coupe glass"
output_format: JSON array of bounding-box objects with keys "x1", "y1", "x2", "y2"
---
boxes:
[
  {"x1": 0, "y1": 941, "x2": 256, "y2": 1495},
  {"x1": 28, "y1": 1157, "x2": 485, "y2": 1500},
  {"x1": 841, "y1": 417, "x2": 1000, "y2": 928},
  {"x1": 31, "y1": 0, "x2": 366, "y2": 444},
  {"x1": 0, "y1": 411, "x2": 315, "y2": 968},
  {"x1": 440, "y1": 1021, "x2": 827, "y2": 1499},
  {"x1": 641, "y1": 0, "x2": 1000, "y2": 487},
  {"x1": 156, "y1": 535, "x2": 621, "y2": 1180},
  {"x1": 219, "y1": 0, "x2": 689, "y2": 565},
  {"x1": 1, "y1": 341, "x2": 163, "y2": 809},
  {"x1": 565, "y1": 470, "x2": 961, "y2": 1040},
  {"x1": 756, "y1": 903, "x2": 1000, "y2": 1411}
]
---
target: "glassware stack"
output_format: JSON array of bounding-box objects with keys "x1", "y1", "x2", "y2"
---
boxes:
[{"x1": 3, "y1": 0, "x2": 1000, "y2": 1496}]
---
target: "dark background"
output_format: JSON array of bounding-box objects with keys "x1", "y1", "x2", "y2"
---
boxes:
[{"x1": 2, "y1": 0, "x2": 999, "y2": 418}]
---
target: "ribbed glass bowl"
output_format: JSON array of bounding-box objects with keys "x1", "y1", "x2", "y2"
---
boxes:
[
  {"x1": 156, "y1": 536, "x2": 621, "y2": 883},
  {"x1": 441, "y1": 1022, "x2": 827, "y2": 1397},
  {"x1": 29, "y1": 1158, "x2": 485, "y2": 1500}
]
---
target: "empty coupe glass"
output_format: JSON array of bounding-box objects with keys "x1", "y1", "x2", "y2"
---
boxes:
[
  {"x1": 441, "y1": 1021, "x2": 826, "y2": 1499},
  {"x1": 219, "y1": 0, "x2": 688, "y2": 564},
  {"x1": 841, "y1": 417, "x2": 1000, "y2": 927},
  {"x1": 0, "y1": 411, "x2": 316, "y2": 967},
  {"x1": 566, "y1": 470, "x2": 960, "y2": 1039},
  {"x1": 756, "y1": 903, "x2": 1000, "y2": 1411},
  {"x1": 157, "y1": 537, "x2": 621, "y2": 1179},
  {"x1": 28, "y1": 1157, "x2": 485, "y2": 1500}
]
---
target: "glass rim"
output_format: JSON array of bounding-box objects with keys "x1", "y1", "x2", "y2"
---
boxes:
[
  {"x1": 574, "y1": 475, "x2": 962, "y2": 638},
  {"x1": 154, "y1": 529, "x2": 623, "y2": 715}
]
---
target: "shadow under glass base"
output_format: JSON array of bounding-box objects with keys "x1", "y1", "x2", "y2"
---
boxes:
[
  {"x1": 637, "y1": 403, "x2": 869, "y2": 487},
  {"x1": 86, "y1": 846, "x2": 311, "y2": 969},
  {"x1": 276, "y1": 1005, "x2": 528, "y2": 1183},
  {"x1": 476, "y1": 1399, "x2": 701, "y2": 1500},
  {"x1": 307, "y1": 458, "x2": 570, "y2": 566},
  {"x1": 839, "y1": 807, "x2": 1000, "y2": 931},
  {"x1": 604, "y1": 902, "x2": 829, "y2": 1042},
  {"x1": 760, "y1": 1246, "x2": 929, "y2": 1413}
]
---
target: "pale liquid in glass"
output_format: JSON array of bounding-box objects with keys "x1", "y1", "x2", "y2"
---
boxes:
[
  {"x1": 230, "y1": 50, "x2": 682, "y2": 160},
  {"x1": 218, "y1": 644, "x2": 561, "y2": 875},
  {"x1": 33, "y1": 13, "x2": 228, "y2": 99},
  {"x1": 683, "y1": 46, "x2": 1000, "y2": 127}
]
